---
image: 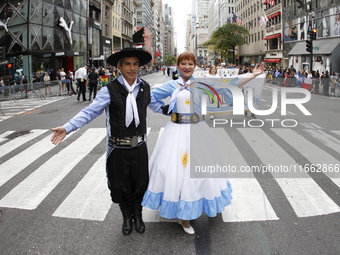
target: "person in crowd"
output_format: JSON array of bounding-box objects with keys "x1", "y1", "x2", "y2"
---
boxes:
[
  {"x1": 43, "y1": 72, "x2": 51, "y2": 95},
  {"x1": 60, "y1": 67, "x2": 67, "y2": 91},
  {"x1": 74, "y1": 64, "x2": 90, "y2": 101},
  {"x1": 330, "y1": 71, "x2": 337, "y2": 96},
  {"x1": 321, "y1": 71, "x2": 330, "y2": 96},
  {"x1": 22, "y1": 75, "x2": 28, "y2": 97},
  {"x1": 87, "y1": 67, "x2": 99, "y2": 100},
  {"x1": 56, "y1": 69, "x2": 62, "y2": 96},
  {"x1": 313, "y1": 70, "x2": 320, "y2": 93},
  {"x1": 50, "y1": 47, "x2": 153, "y2": 236},
  {"x1": 204, "y1": 65, "x2": 221, "y2": 119},
  {"x1": 66, "y1": 71, "x2": 77, "y2": 96}
]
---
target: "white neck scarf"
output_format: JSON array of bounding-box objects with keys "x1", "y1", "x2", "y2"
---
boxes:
[{"x1": 122, "y1": 77, "x2": 140, "y2": 127}]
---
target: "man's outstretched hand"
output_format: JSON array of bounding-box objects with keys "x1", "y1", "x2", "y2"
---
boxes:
[{"x1": 51, "y1": 127, "x2": 67, "y2": 145}]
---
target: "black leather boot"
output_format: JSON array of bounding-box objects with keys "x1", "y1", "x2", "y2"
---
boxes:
[
  {"x1": 119, "y1": 204, "x2": 133, "y2": 236},
  {"x1": 133, "y1": 204, "x2": 145, "y2": 234}
]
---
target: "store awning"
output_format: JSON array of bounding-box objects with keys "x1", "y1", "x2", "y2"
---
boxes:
[
  {"x1": 288, "y1": 38, "x2": 340, "y2": 55},
  {"x1": 268, "y1": 12, "x2": 281, "y2": 19},
  {"x1": 264, "y1": 58, "x2": 281, "y2": 62},
  {"x1": 264, "y1": 33, "x2": 282, "y2": 40}
]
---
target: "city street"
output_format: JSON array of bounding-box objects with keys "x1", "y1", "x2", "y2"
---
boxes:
[{"x1": 0, "y1": 72, "x2": 339, "y2": 255}]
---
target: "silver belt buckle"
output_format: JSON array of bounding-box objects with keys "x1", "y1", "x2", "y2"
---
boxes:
[
  {"x1": 191, "y1": 113, "x2": 200, "y2": 123},
  {"x1": 130, "y1": 136, "x2": 138, "y2": 147}
]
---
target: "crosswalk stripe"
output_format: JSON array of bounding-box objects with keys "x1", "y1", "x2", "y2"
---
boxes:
[
  {"x1": 332, "y1": 130, "x2": 340, "y2": 137},
  {"x1": 272, "y1": 128, "x2": 340, "y2": 188},
  {"x1": 0, "y1": 127, "x2": 339, "y2": 222},
  {"x1": 304, "y1": 129, "x2": 340, "y2": 153},
  {"x1": 0, "y1": 128, "x2": 106, "y2": 210},
  {"x1": 0, "y1": 129, "x2": 47, "y2": 158},
  {"x1": 0, "y1": 131, "x2": 15, "y2": 143},
  {"x1": 0, "y1": 131, "x2": 73, "y2": 187},
  {"x1": 286, "y1": 111, "x2": 296, "y2": 115},
  {"x1": 239, "y1": 128, "x2": 340, "y2": 217},
  {"x1": 212, "y1": 128, "x2": 278, "y2": 222},
  {"x1": 0, "y1": 98, "x2": 64, "y2": 122},
  {"x1": 52, "y1": 154, "x2": 111, "y2": 221},
  {"x1": 309, "y1": 123, "x2": 323, "y2": 129},
  {"x1": 300, "y1": 123, "x2": 315, "y2": 129}
]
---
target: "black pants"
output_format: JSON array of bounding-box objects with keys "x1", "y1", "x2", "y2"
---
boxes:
[
  {"x1": 88, "y1": 81, "x2": 98, "y2": 99},
  {"x1": 66, "y1": 81, "x2": 76, "y2": 94},
  {"x1": 77, "y1": 80, "x2": 86, "y2": 100},
  {"x1": 107, "y1": 142, "x2": 149, "y2": 206}
]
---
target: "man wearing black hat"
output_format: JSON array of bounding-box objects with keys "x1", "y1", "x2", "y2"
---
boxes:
[
  {"x1": 50, "y1": 47, "x2": 152, "y2": 236},
  {"x1": 75, "y1": 63, "x2": 91, "y2": 101}
]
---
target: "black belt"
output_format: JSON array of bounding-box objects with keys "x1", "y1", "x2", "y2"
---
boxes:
[
  {"x1": 110, "y1": 135, "x2": 144, "y2": 147},
  {"x1": 171, "y1": 113, "x2": 203, "y2": 124}
]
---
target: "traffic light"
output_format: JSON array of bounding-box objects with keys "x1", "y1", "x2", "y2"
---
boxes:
[
  {"x1": 306, "y1": 40, "x2": 312, "y2": 53},
  {"x1": 311, "y1": 28, "x2": 317, "y2": 40},
  {"x1": 308, "y1": 30, "x2": 313, "y2": 39},
  {"x1": 6, "y1": 63, "x2": 13, "y2": 68}
]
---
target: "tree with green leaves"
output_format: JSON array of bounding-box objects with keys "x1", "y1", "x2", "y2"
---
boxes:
[
  {"x1": 204, "y1": 23, "x2": 249, "y2": 65},
  {"x1": 163, "y1": 55, "x2": 177, "y2": 66}
]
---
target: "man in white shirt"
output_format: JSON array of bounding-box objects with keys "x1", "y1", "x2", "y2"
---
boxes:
[{"x1": 75, "y1": 64, "x2": 90, "y2": 101}]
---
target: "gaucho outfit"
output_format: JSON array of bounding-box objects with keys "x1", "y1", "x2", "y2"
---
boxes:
[{"x1": 63, "y1": 75, "x2": 151, "y2": 234}]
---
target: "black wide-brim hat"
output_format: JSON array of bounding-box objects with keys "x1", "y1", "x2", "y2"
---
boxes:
[{"x1": 107, "y1": 47, "x2": 152, "y2": 67}]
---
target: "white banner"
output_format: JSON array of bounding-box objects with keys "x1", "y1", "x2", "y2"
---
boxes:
[{"x1": 195, "y1": 73, "x2": 265, "y2": 114}]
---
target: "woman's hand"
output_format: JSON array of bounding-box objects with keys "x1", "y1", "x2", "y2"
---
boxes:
[{"x1": 252, "y1": 62, "x2": 265, "y2": 77}]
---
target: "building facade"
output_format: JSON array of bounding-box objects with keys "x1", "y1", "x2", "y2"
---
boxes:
[
  {"x1": 235, "y1": 0, "x2": 266, "y2": 65},
  {"x1": 0, "y1": 0, "x2": 87, "y2": 81},
  {"x1": 0, "y1": 0, "x2": 181, "y2": 83},
  {"x1": 283, "y1": 0, "x2": 340, "y2": 74}
]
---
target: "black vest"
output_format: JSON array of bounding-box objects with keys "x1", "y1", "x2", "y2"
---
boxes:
[{"x1": 106, "y1": 78, "x2": 150, "y2": 138}]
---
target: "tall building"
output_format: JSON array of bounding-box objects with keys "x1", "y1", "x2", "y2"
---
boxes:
[
  {"x1": 163, "y1": 3, "x2": 175, "y2": 56},
  {"x1": 234, "y1": 0, "x2": 266, "y2": 65},
  {"x1": 100, "y1": 0, "x2": 114, "y2": 65},
  {"x1": 112, "y1": 0, "x2": 123, "y2": 52},
  {"x1": 207, "y1": 0, "x2": 235, "y2": 65},
  {"x1": 192, "y1": 0, "x2": 213, "y2": 65},
  {"x1": 153, "y1": 0, "x2": 164, "y2": 64},
  {"x1": 121, "y1": 0, "x2": 135, "y2": 48},
  {"x1": 88, "y1": 0, "x2": 103, "y2": 66},
  {"x1": 283, "y1": 0, "x2": 340, "y2": 73},
  {"x1": 0, "y1": 0, "x2": 88, "y2": 80},
  {"x1": 262, "y1": 0, "x2": 283, "y2": 67},
  {"x1": 135, "y1": 0, "x2": 154, "y2": 54}
]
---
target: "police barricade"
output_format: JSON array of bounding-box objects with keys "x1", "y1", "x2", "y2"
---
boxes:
[
  {"x1": 32, "y1": 80, "x2": 75, "y2": 97},
  {"x1": 0, "y1": 84, "x2": 24, "y2": 102}
]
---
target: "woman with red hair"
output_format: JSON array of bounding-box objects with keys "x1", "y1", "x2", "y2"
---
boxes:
[{"x1": 144, "y1": 52, "x2": 264, "y2": 234}]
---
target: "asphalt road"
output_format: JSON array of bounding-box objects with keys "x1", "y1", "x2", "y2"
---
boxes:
[{"x1": 0, "y1": 72, "x2": 339, "y2": 255}]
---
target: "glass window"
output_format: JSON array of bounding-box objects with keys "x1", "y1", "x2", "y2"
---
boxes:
[{"x1": 43, "y1": 2, "x2": 54, "y2": 27}]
